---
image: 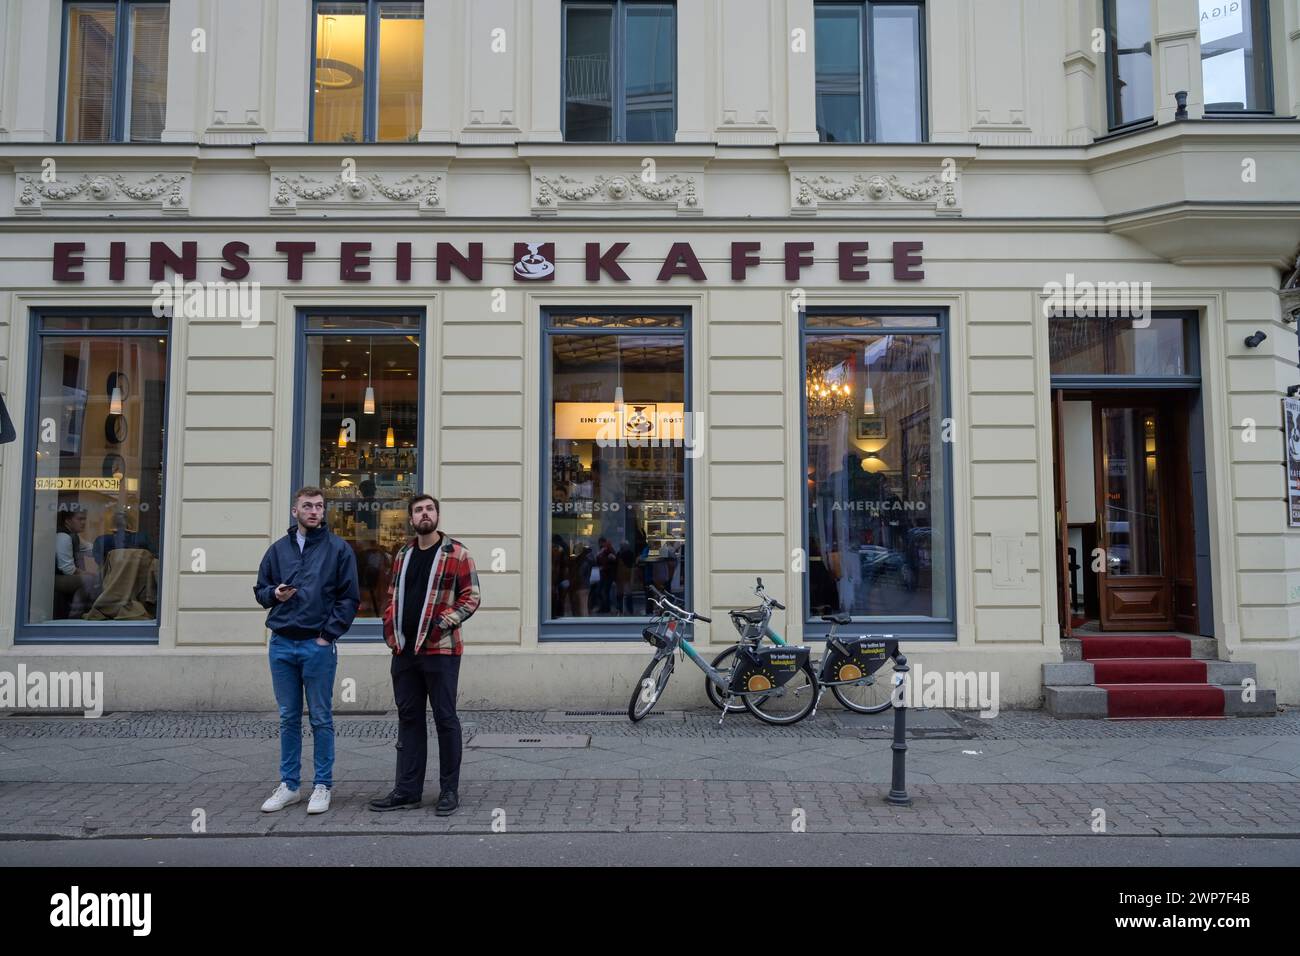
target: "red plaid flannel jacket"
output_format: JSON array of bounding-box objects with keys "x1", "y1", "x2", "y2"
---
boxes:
[{"x1": 382, "y1": 534, "x2": 481, "y2": 655}]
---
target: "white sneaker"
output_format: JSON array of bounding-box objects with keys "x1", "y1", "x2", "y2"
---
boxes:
[
  {"x1": 307, "y1": 785, "x2": 332, "y2": 815},
  {"x1": 261, "y1": 783, "x2": 301, "y2": 813}
]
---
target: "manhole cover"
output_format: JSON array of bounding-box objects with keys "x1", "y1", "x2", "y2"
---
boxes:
[{"x1": 468, "y1": 733, "x2": 590, "y2": 748}]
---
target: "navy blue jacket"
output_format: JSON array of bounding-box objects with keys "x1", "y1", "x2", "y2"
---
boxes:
[{"x1": 254, "y1": 524, "x2": 360, "y2": 641}]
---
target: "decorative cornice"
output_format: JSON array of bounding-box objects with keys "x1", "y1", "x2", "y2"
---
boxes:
[
  {"x1": 533, "y1": 172, "x2": 701, "y2": 216},
  {"x1": 270, "y1": 171, "x2": 444, "y2": 216},
  {"x1": 15, "y1": 172, "x2": 189, "y2": 215},
  {"x1": 790, "y1": 172, "x2": 961, "y2": 216}
]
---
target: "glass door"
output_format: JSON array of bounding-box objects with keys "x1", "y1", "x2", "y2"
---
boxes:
[{"x1": 1095, "y1": 403, "x2": 1174, "y2": 630}]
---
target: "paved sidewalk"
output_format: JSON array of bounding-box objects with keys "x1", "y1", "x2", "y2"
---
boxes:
[{"x1": 0, "y1": 709, "x2": 1297, "y2": 842}]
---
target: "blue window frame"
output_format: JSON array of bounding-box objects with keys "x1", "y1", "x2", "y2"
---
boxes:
[
  {"x1": 292, "y1": 309, "x2": 426, "y2": 641},
  {"x1": 310, "y1": 0, "x2": 425, "y2": 143},
  {"x1": 562, "y1": 0, "x2": 676, "y2": 143},
  {"x1": 801, "y1": 308, "x2": 954, "y2": 639},
  {"x1": 814, "y1": 1, "x2": 927, "y2": 143},
  {"x1": 17, "y1": 310, "x2": 172, "y2": 643},
  {"x1": 59, "y1": 0, "x2": 170, "y2": 143},
  {"x1": 540, "y1": 307, "x2": 692, "y2": 640}
]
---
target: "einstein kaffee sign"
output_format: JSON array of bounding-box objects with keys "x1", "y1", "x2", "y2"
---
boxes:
[{"x1": 49, "y1": 238, "x2": 927, "y2": 283}]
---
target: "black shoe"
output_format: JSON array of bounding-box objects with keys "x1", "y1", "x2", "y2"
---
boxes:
[
  {"x1": 434, "y1": 790, "x2": 459, "y2": 816},
  {"x1": 368, "y1": 790, "x2": 422, "y2": 812}
]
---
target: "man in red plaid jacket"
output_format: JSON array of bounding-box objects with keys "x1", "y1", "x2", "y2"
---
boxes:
[{"x1": 369, "y1": 494, "x2": 480, "y2": 816}]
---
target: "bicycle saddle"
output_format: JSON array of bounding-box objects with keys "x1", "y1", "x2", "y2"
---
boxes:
[
  {"x1": 821, "y1": 613, "x2": 852, "y2": 625},
  {"x1": 730, "y1": 606, "x2": 768, "y2": 624}
]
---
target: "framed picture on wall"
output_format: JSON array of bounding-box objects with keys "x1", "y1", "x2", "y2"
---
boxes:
[{"x1": 856, "y1": 416, "x2": 886, "y2": 440}]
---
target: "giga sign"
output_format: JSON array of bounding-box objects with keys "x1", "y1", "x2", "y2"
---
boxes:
[{"x1": 50, "y1": 238, "x2": 926, "y2": 283}]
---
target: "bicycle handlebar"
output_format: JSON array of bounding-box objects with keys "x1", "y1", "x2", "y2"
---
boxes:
[
  {"x1": 646, "y1": 585, "x2": 710, "y2": 623},
  {"x1": 752, "y1": 576, "x2": 786, "y2": 611}
]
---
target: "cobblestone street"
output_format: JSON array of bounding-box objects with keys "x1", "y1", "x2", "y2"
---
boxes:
[{"x1": 1, "y1": 709, "x2": 1297, "y2": 845}]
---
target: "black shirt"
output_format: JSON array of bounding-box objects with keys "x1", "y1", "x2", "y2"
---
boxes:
[{"x1": 400, "y1": 541, "x2": 440, "y2": 654}]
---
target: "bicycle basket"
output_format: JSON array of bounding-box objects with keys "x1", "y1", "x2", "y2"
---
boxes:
[
  {"x1": 822, "y1": 636, "x2": 896, "y2": 684},
  {"x1": 727, "y1": 644, "x2": 810, "y2": 694},
  {"x1": 641, "y1": 615, "x2": 678, "y2": 649}
]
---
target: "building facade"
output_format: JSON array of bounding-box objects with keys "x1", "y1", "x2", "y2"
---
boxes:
[{"x1": 1, "y1": 0, "x2": 1298, "y2": 712}]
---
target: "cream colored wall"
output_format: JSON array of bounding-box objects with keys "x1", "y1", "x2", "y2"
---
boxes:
[{"x1": 0, "y1": 0, "x2": 1296, "y2": 708}]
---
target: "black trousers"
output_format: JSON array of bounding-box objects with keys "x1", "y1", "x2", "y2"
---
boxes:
[{"x1": 392, "y1": 652, "x2": 462, "y2": 798}]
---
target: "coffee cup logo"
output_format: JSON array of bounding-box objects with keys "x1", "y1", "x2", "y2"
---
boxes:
[{"x1": 514, "y1": 242, "x2": 555, "y2": 279}]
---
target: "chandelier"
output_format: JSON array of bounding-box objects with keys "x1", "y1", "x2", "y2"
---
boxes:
[{"x1": 806, "y1": 361, "x2": 854, "y2": 418}]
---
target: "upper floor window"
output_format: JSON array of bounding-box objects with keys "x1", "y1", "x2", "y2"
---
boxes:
[
  {"x1": 61, "y1": 0, "x2": 170, "y2": 142},
  {"x1": 1103, "y1": 0, "x2": 1153, "y2": 129},
  {"x1": 1200, "y1": 0, "x2": 1272, "y2": 113},
  {"x1": 814, "y1": 1, "x2": 925, "y2": 143},
  {"x1": 312, "y1": 1, "x2": 424, "y2": 143},
  {"x1": 563, "y1": 1, "x2": 675, "y2": 142}
]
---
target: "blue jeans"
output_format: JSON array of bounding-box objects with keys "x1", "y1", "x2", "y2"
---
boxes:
[{"x1": 268, "y1": 634, "x2": 338, "y2": 790}]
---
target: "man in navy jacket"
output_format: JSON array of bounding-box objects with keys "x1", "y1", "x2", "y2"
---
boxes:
[{"x1": 253, "y1": 486, "x2": 359, "y2": 815}]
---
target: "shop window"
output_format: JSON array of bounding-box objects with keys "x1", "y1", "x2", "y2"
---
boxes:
[
  {"x1": 1199, "y1": 0, "x2": 1272, "y2": 113},
  {"x1": 543, "y1": 309, "x2": 689, "y2": 635},
  {"x1": 296, "y1": 312, "x2": 423, "y2": 630},
  {"x1": 1103, "y1": 0, "x2": 1153, "y2": 129},
  {"x1": 61, "y1": 1, "x2": 170, "y2": 143},
  {"x1": 20, "y1": 313, "x2": 170, "y2": 638},
  {"x1": 563, "y1": 1, "x2": 675, "y2": 143},
  {"x1": 803, "y1": 310, "x2": 952, "y2": 633},
  {"x1": 814, "y1": 1, "x2": 925, "y2": 143},
  {"x1": 1048, "y1": 314, "x2": 1197, "y2": 379},
  {"x1": 312, "y1": 1, "x2": 424, "y2": 143}
]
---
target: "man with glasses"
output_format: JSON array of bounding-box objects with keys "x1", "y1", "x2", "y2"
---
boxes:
[{"x1": 253, "y1": 487, "x2": 359, "y2": 815}]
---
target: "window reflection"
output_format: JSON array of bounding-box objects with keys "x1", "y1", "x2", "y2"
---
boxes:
[
  {"x1": 301, "y1": 317, "x2": 421, "y2": 618},
  {"x1": 805, "y1": 328, "x2": 948, "y2": 619},
  {"x1": 28, "y1": 319, "x2": 169, "y2": 624},
  {"x1": 1200, "y1": 0, "x2": 1272, "y2": 112},
  {"x1": 547, "y1": 317, "x2": 687, "y2": 621},
  {"x1": 1105, "y1": 0, "x2": 1153, "y2": 127}
]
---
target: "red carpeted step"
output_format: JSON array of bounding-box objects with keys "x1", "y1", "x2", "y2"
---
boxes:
[
  {"x1": 1079, "y1": 636, "x2": 1191, "y2": 660},
  {"x1": 1098, "y1": 683, "x2": 1224, "y2": 718},
  {"x1": 1092, "y1": 658, "x2": 1207, "y2": 684}
]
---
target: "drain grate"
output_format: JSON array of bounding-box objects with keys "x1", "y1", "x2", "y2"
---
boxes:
[
  {"x1": 467, "y1": 733, "x2": 590, "y2": 748},
  {"x1": 543, "y1": 709, "x2": 683, "y2": 723}
]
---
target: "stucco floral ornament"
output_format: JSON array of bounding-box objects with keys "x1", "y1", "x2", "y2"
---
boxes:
[
  {"x1": 793, "y1": 171, "x2": 958, "y2": 213},
  {"x1": 273, "y1": 171, "x2": 442, "y2": 212},
  {"x1": 534, "y1": 172, "x2": 698, "y2": 213},
  {"x1": 16, "y1": 171, "x2": 189, "y2": 213}
]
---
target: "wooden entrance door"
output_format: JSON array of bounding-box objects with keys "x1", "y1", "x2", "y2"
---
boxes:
[{"x1": 1094, "y1": 400, "x2": 1176, "y2": 630}]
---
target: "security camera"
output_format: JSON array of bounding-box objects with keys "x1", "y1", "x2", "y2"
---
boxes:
[{"x1": 1244, "y1": 330, "x2": 1267, "y2": 348}]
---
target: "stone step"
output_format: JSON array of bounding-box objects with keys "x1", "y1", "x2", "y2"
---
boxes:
[
  {"x1": 1043, "y1": 660, "x2": 1256, "y2": 686},
  {"x1": 1044, "y1": 684, "x2": 1277, "y2": 718},
  {"x1": 1061, "y1": 636, "x2": 1217, "y2": 661}
]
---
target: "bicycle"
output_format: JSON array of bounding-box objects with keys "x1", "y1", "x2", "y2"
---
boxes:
[
  {"x1": 627, "y1": 585, "x2": 819, "y2": 726},
  {"x1": 704, "y1": 578, "x2": 898, "y2": 716}
]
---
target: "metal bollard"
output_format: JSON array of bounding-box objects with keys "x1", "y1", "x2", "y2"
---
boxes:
[{"x1": 886, "y1": 652, "x2": 911, "y2": 806}]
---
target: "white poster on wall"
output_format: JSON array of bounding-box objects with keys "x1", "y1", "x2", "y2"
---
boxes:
[{"x1": 1284, "y1": 398, "x2": 1300, "y2": 528}]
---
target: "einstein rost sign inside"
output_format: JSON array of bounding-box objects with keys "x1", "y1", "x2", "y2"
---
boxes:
[{"x1": 49, "y1": 239, "x2": 926, "y2": 283}]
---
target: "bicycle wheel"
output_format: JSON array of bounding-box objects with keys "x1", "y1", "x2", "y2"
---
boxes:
[
  {"x1": 831, "y1": 672, "x2": 893, "y2": 714},
  {"x1": 628, "y1": 652, "x2": 674, "y2": 721},
  {"x1": 704, "y1": 646, "x2": 746, "y2": 713},
  {"x1": 742, "y1": 662, "x2": 819, "y2": 726}
]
